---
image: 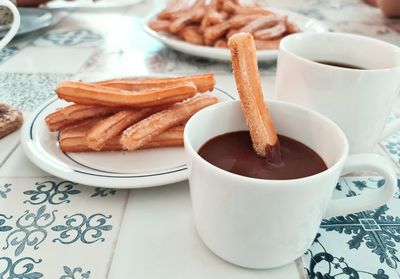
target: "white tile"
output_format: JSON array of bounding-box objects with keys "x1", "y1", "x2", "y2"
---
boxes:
[
  {"x1": 109, "y1": 182, "x2": 304, "y2": 279},
  {"x1": 0, "y1": 145, "x2": 49, "y2": 177},
  {"x1": 0, "y1": 130, "x2": 20, "y2": 167},
  {"x1": 0, "y1": 47, "x2": 94, "y2": 73}
]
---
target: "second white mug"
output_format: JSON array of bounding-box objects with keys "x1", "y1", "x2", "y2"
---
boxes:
[{"x1": 275, "y1": 32, "x2": 400, "y2": 154}]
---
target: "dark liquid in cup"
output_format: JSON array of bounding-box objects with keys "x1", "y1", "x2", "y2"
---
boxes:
[
  {"x1": 316, "y1": 60, "x2": 365, "y2": 70},
  {"x1": 198, "y1": 131, "x2": 327, "y2": 180}
]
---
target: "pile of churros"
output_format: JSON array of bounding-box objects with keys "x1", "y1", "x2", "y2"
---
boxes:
[
  {"x1": 148, "y1": 0, "x2": 300, "y2": 50},
  {"x1": 45, "y1": 74, "x2": 218, "y2": 153}
]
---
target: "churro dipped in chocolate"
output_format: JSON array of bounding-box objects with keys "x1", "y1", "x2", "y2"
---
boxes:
[{"x1": 228, "y1": 32, "x2": 281, "y2": 162}]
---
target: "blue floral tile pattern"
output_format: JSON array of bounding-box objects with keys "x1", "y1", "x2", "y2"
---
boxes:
[
  {"x1": 90, "y1": 188, "x2": 116, "y2": 198},
  {"x1": 0, "y1": 214, "x2": 12, "y2": 233},
  {"x1": 60, "y1": 266, "x2": 90, "y2": 279},
  {"x1": 0, "y1": 257, "x2": 43, "y2": 279},
  {"x1": 382, "y1": 131, "x2": 400, "y2": 166},
  {"x1": 38, "y1": 29, "x2": 102, "y2": 47},
  {"x1": 302, "y1": 177, "x2": 400, "y2": 278},
  {"x1": 23, "y1": 181, "x2": 80, "y2": 205},
  {"x1": 52, "y1": 213, "x2": 112, "y2": 244},
  {"x1": 0, "y1": 178, "x2": 126, "y2": 278},
  {"x1": 0, "y1": 183, "x2": 11, "y2": 199},
  {"x1": 3, "y1": 205, "x2": 57, "y2": 256}
]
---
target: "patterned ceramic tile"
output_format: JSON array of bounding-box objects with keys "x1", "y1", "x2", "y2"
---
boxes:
[
  {"x1": 34, "y1": 29, "x2": 103, "y2": 48},
  {"x1": 0, "y1": 178, "x2": 128, "y2": 279},
  {"x1": 0, "y1": 73, "x2": 72, "y2": 111},
  {"x1": 302, "y1": 177, "x2": 400, "y2": 278},
  {"x1": 0, "y1": 46, "x2": 19, "y2": 65}
]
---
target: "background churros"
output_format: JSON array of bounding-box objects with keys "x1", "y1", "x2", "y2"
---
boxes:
[
  {"x1": 46, "y1": 74, "x2": 217, "y2": 153},
  {"x1": 148, "y1": 0, "x2": 300, "y2": 50}
]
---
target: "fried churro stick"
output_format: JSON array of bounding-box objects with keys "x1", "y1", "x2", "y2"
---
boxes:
[
  {"x1": 228, "y1": 33, "x2": 281, "y2": 161},
  {"x1": 223, "y1": 1, "x2": 273, "y2": 15},
  {"x1": 148, "y1": 19, "x2": 171, "y2": 32},
  {"x1": 94, "y1": 73, "x2": 215, "y2": 93},
  {"x1": 253, "y1": 22, "x2": 286, "y2": 40},
  {"x1": 121, "y1": 95, "x2": 218, "y2": 151},
  {"x1": 45, "y1": 104, "x2": 120, "y2": 132},
  {"x1": 229, "y1": 14, "x2": 260, "y2": 28},
  {"x1": 239, "y1": 15, "x2": 281, "y2": 33},
  {"x1": 60, "y1": 120, "x2": 184, "y2": 152},
  {"x1": 179, "y1": 26, "x2": 204, "y2": 45},
  {"x1": 86, "y1": 108, "x2": 153, "y2": 151},
  {"x1": 56, "y1": 81, "x2": 197, "y2": 108},
  {"x1": 204, "y1": 21, "x2": 232, "y2": 42},
  {"x1": 254, "y1": 38, "x2": 282, "y2": 50},
  {"x1": 214, "y1": 39, "x2": 228, "y2": 48},
  {"x1": 169, "y1": 7, "x2": 205, "y2": 33}
]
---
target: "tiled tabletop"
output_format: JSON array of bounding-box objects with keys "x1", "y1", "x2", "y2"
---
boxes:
[{"x1": 0, "y1": 0, "x2": 400, "y2": 278}]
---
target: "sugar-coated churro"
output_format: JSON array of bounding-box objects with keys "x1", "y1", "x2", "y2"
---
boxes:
[
  {"x1": 228, "y1": 32, "x2": 281, "y2": 161},
  {"x1": 254, "y1": 22, "x2": 286, "y2": 40},
  {"x1": 86, "y1": 108, "x2": 153, "y2": 151},
  {"x1": 60, "y1": 122, "x2": 184, "y2": 152},
  {"x1": 121, "y1": 95, "x2": 218, "y2": 151},
  {"x1": 94, "y1": 73, "x2": 215, "y2": 93},
  {"x1": 56, "y1": 81, "x2": 197, "y2": 108},
  {"x1": 45, "y1": 104, "x2": 120, "y2": 132}
]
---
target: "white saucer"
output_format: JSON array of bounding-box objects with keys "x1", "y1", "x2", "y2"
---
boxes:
[
  {"x1": 21, "y1": 85, "x2": 235, "y2": 189},
  {"x1": 143, "y1": 9, "x2": 328, "y2": 62}
]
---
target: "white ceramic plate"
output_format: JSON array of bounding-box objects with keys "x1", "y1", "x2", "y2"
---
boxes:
[
  {"x1": 21, "y1": 86, "x2": 235, "y2": 189},
  {"x1": 0, "y1": 8, "x2": 53, "y2": 38},
  {"x1": 42, "y1": 0, "x2": 143, "y2": 9},
  {"x1": 143, "y1": 9, "x2": 328, "y2": 62}
]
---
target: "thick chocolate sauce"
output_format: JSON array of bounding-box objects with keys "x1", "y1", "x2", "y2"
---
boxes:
[{"x1": 198, "y1": 131, "x2": 327, "y2": 180}]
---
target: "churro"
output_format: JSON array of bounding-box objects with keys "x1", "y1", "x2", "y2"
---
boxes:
[
  {"x1": 94, "y1": 73, "x2": 215, "y2": 93},
  {"x1": 56, "y1": 81, "x2": 197, "y2": 108},
  {"x1": 121, "y1": 95, "x2": 218, "y2": 151},
  {"x1": 60, "y1": 120, "x2": 184, "y2": 152},
  {"x1": 254, "y1": 22, "x2": 286, "y2": 40},
  {"x1": 86, "y1": 108, "x2": 153, "y2": 151},
  {"x1": 45, "y1": 104, "x2": 120, "y2": 132},
  {"x1": 228, "y1": 33, "x2": 281, "y2": 161}
]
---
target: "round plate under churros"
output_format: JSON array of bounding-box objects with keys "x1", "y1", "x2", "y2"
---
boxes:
[
  {"x1": 21, "y1": 77, "x2": 234, "y2": 189},
  {"x1": 144, "y1": 8, "x2": 328, "y2": 62}
]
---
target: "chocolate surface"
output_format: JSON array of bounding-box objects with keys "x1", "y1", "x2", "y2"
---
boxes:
[{"x1": 198, "y1": 131, "x2": 327, "y2": 180}]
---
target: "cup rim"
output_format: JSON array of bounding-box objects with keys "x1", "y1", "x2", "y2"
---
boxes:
[
  {"x1": 279, "y1": 32, "x2": 400, "y2": 72},
  {"x1": 184, "y1": 100, "x2": 349, "y2": 186}
]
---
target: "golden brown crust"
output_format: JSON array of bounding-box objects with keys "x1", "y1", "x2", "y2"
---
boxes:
[
  {"x1": 228, "y1": 33, "x2": 280, "y2": 158},
  {"x1": 56, "y1": 81, "x2": 197, "y2": 108},
  {"x1": 120, "y1": 95, "x2": 218, "y2": 151}
]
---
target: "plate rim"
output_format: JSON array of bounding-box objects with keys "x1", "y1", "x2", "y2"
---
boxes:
[{"x1": 21, "y1": 85, "x2": 235, "y2": 189}]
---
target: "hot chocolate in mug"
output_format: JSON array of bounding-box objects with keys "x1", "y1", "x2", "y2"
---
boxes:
[
  {"x1": 275, "y1": 32, "x2": 400, "y2": 154},
  {"x1": 0, "y1": 0, "x2": 20, "y2": 50},
  {"x1": 184, "y1": 100, "x2": 396, "y2": 269}
]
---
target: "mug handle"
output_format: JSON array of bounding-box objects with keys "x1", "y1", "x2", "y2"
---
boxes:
[
  {"x1": 0, "y1": 0, "x2": 20, "y2": 50},
  {"x1": 324, "y1": 154, "x2": 397, "y2": 218},
  {"x1": 380, "y1": 119, "x2": 400, "y2": 140}
]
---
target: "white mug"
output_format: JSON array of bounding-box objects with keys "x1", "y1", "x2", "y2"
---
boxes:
[
  {"x1": 275, "y1": 32, "x2": 400, "y2": 154},
  {"x1": 0, "y1": 0, "x2": 20, "y2": 50},
  {"x1": 184, "y1": 100, "x2": 396, "y2": 269}
]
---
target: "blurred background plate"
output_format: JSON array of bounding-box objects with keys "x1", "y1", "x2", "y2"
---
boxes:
[
  {"x1": 42, "y1": 0, "x2": 143, "y2": 9},
  {"x1": 0, "y1": 8, "x2": 53, "y2": 38}
]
